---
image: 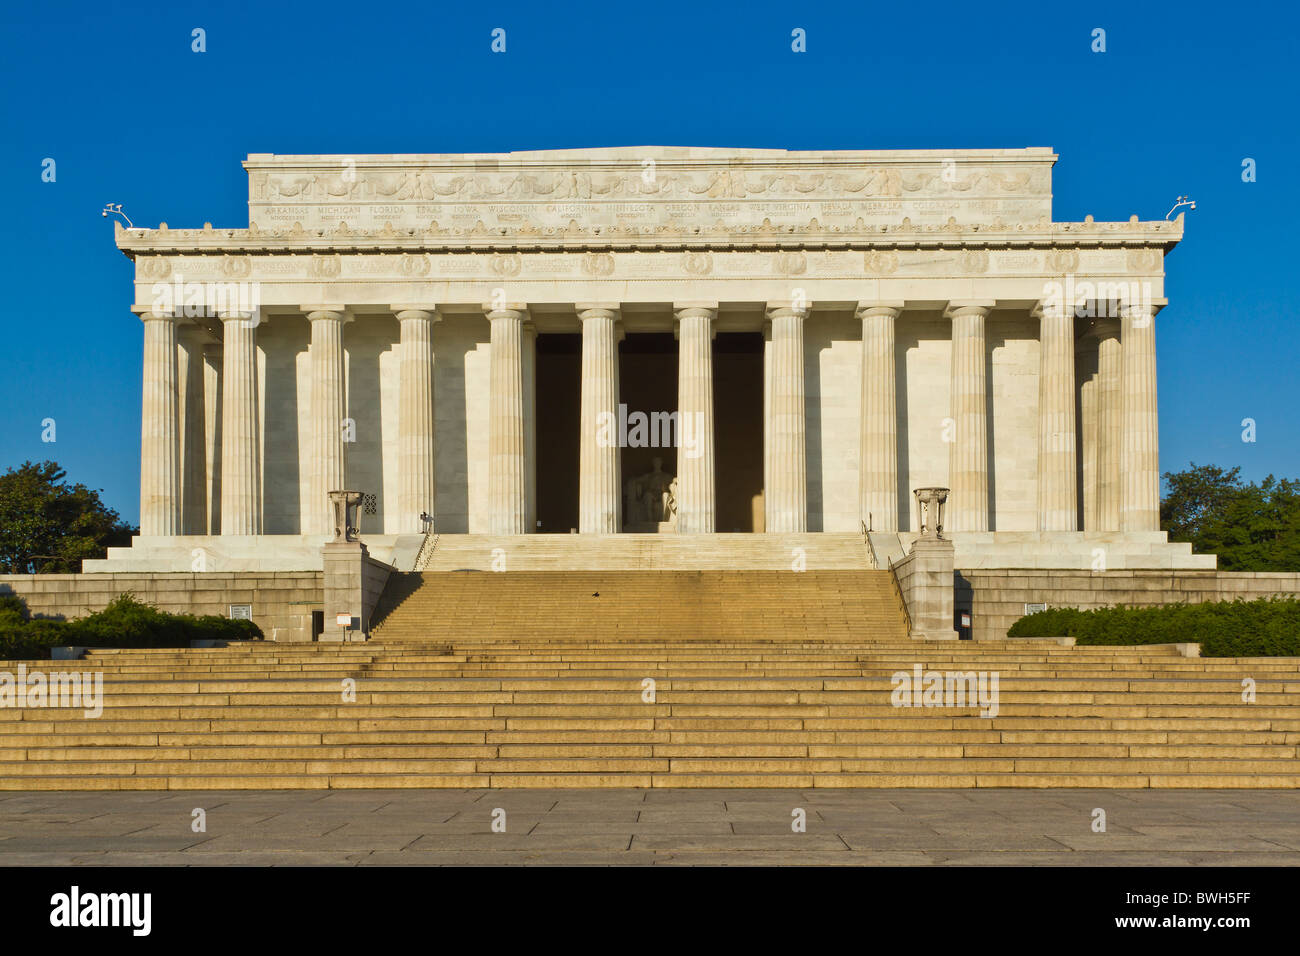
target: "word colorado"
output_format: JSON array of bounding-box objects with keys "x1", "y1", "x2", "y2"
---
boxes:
[
  {"x1": 0, "y1": 665, "x2": 103, "y2": 718},
  {"x1": 890, "y1": 664, "x2": 1000, "y2": 718}
]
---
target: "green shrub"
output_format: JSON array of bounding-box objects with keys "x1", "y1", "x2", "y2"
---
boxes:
[
  {"x1": 0, "y1": 593, "x2": 262, "y2": 659},
  {"x1": 1007, "y1": 597, "x2": 1300, "y2": 657}
]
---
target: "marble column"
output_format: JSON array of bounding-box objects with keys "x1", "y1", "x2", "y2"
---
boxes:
[
  {"x1": 946, "y1": 302, "x2": 992, "y2": 532},
  {"x1": 675, "y1": 305, "x2": 717, "y2": 533},
  {"x1": 307, "y1": 310, "x2": 349, "y2": 536},
  {"x1": 765, "y1": 305, "x2": 807, "y2": 533},
  {"x1": 488, "y1": 307, "x2": 529, "y2": 535},
  {"x1": 219, "y1": 311, "x2": 261, "y2": 535},
  {"x1": 395, "y1": 308, "x2": 439, "y2": 533},
  {"x1": 522, "y1": 320, "x2": 538, "y2": 532},
  {"x1": 1120, "y1": 301, "x2": 1161, "y2": 531},
  {"x1": 858, "y1": 303, "x2": 901, "y2": 532},
  {"x1": 202, "y1": 344, "x2": 223, "y2": 535},
  {"x1": 1035, "y1": 302, "x2": 1078, "y2": 531},
  {"x1": 177, "y1": 326, "x2": 209, "y2": 534},
  {"x1": 139, "y1": 310, "x2": 182, "y2": 536},
  {"x1": 1095, "y1": 319, "x2": 1122, "y2": 531},
  {"x1": 578, "y1": 305, "x2": 622, "y2": 533}
]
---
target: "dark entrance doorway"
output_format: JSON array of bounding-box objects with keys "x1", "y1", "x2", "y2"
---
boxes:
[{"x1": 535, "y1": 333, "x2": 581, "y2": 532}]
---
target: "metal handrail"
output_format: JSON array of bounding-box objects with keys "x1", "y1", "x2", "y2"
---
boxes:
[{"x1": 887, "y1": 554, "x2": 912, "y2": 637}]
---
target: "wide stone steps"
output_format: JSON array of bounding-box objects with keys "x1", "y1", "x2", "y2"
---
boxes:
[
  {"x1": 4, "y1": 635, "x2": 1299, "y2": 789},
  {"x1": 419, "y1": 533, "x2": 875, "y2": 571},
  {"x1": 370, "y1": 570, "x2": 909, "y2": 642}
]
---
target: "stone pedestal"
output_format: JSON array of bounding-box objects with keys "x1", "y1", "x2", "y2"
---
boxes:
[{"x1": 898, "y1": 538, "x2": 958, "y2": 641}]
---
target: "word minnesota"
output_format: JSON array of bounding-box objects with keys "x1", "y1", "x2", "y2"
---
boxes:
[
  {"x1": 50, "y1": 886, "x2": 151, "y2": 936},
  {"x1": 891, "y1": 665, "x2": 1000, "y2": 718},
  {"x1": 0, "y1": 665, "x2": 103, "y2": 718}
]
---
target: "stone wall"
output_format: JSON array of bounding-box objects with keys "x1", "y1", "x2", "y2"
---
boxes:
[
  {"x1": 0, "y1": 572, "x2": 323, "y2": 643},
  {"x1": 959, "y1": 569, "x2": 1300, "y2": 643}
]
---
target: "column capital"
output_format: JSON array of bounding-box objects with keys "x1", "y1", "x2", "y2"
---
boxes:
[
  {"x1": 1032, "y1": 298, "x2": 1072, "y2": 320},
  {"x1": 217, "y1": 309, "x2": 261, "y2": 326},
  {"x1": 485, "y1": 307, "x2": 528, "y2": 322},
  {"x1": 391, "y1": 306, "x2": 443, "y2": 323},
  {"x1": 765, "y1": 304, "x2": 808, "y2": 321},
  {"x1": 856, "y1": 301, "x2": 905, "y2": 319},
  {"x1": 135, "y1": 308, "x2": 184, "y2": 323},
  {"x1": 1118, "y1": 297, "x2": 1168, "y2": 320},
  {"x1": 302, "y1": 307, "x2": 353, "y2": 323},
  {"x1": 575, "y1": 303, "x2": 621, "y2": 320},
  {"x1": 673, "y1": 304, "x2": 717, "y2": 340},
  {"x1": 943, "y1": 300, "x2": 995, "y2": 320}
]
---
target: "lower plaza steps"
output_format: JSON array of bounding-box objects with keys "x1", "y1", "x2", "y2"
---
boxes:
[{"x1": 2, "y1": 568, "x2": 1299, "y2": 790}]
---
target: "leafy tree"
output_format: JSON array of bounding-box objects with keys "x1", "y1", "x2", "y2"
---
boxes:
[
  {"x1": 0, "y1": 461, "x2": 135, "y2": 573},
  {"x1": 1161, "y1": 464, "x2": 1300, "y2": 571}
]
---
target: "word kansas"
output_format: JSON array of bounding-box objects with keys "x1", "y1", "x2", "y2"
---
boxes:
[
  {"x1": 0, "y1": 665, "x2": 103, "y2": 718},
  {"x1": 50, "y1": 886, "x2": 151, "y2": 936},
  {"x1": 890, "y1": 664, "x2": 999, "y2": 718}
]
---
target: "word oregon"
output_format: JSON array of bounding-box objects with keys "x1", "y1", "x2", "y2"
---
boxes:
[
  {"x1": 890, "y1": 664, "x2": 1000, "y2": 718},
  {"x1": 0, "y1": 665, "x2": 103, "y2": 718}
]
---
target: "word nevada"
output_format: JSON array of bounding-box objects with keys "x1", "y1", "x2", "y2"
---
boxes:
[
  {"x1": 596, "y1": 405, "x2": 706, "y2": 459},
  {"x1": 0, "y1": 664, "x2": 103, "y2": 718},
  {"x1": 891, "y1": 664, "x2": 1000, "y2": 718},
  {"x1": 50, "y1": 886, "x2": 151, "y2": 936}
]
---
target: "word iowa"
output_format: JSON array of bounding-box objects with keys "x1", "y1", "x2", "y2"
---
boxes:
[{"x1": 50, "y1": 886, "x2": 151, "y2": 936}]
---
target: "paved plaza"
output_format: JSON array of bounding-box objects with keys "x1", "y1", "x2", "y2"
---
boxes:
[{"x1": 1, "y1": 789, "x2": 1297, "y2": 866}]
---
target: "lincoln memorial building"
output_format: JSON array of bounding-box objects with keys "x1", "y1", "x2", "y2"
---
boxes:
[{"x1": 90, "y1": 147, "x2": 1210, "y2": 577}]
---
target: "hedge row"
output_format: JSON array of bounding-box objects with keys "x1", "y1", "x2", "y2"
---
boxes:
[
  {"x1": 1007, "y1": 597, "x2": 1300, "y2": 657},
  {"x1": 0, "y1": 593, "x2": 262, "y2": 660}
]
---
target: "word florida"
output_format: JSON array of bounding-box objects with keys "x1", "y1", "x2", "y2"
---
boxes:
[{"x1": 890, "y1": 665, "x2": 1000, "y2": 718}]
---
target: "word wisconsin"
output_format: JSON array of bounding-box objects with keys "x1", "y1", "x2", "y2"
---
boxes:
[
  {"x1": 50, "y1": 886, "x2": 151, "y2": 936},
  {"x1": 0, "y1": 665, "x2": 103, "y2": 718},
  {"x1": 890, "y1": 664, "x2": 1000, "y2": 718}
]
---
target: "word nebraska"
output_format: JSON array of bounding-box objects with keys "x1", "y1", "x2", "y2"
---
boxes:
[
  {"x1": 50, "y1": 886, "x2": 151, "y2": 936},
  {"x1": 890, "y1": 664, "x2": 1000, "y2": 718}
]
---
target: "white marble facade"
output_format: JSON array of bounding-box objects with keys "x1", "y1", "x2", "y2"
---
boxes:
[{"x1": 102, "y1": 146, "x2": 1202, "y2": 572}]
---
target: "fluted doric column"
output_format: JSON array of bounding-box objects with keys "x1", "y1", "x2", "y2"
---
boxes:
[
  {"x1": 202, "y1": 343, "x2": 223, "y2": 535},
  {"x1": 219, "y1": 310, "x2": 261, "y2": 535},
  {"x1": 946, "y1": 301, "x2": 993, "y2": 532},
  {"x1": 522, "y1": 321, "x2": 538, "y2": 532},
  {"x1": 488, "y1": 307, "x2": 529, "y2": 535},
  {"x1": 1035, "y1": 301, "x2": 1078, "y2": 531},
  {"x1": 675, "y1": 304, "x2": 717, "y2": 533},
  {"x1": 858, "y1": 303, "x2": 901, "y2": 533},
  {"x1": 578, "y1": 305, "x2": 622, "y2": 533},
  {"x1": 139, "y1": 310, "x2": 182, "y2": 536},
  {"x1": 177, "y1": 326, "x2": 209, "y2": 534},
  {"x1": 765, "y1": 305, "x2": 807, "y2": 532},
  {"x1": 395, "y1": 307, "x2": 439, "y2": 533},
  {"x1": 1120, "y1": 300, "x2": 1161, "y2": 531},
  {"x1": 1095, "y1": 319, "x2": 1122, "y2": 531},
  {"x1": 306, "y1": 309, "x2": 349, "y2": 536}
]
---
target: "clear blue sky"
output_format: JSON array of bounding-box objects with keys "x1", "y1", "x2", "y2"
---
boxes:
[{"x1": 2, "y1": 0, "x2": 1296, "y2": 526}]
